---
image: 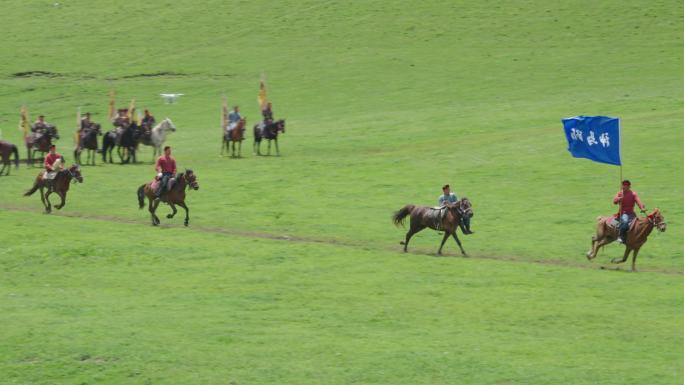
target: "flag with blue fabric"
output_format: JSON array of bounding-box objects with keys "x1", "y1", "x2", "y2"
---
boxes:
[{"x1": 562, "y1": 116, "x2": 621, "y2": 166}]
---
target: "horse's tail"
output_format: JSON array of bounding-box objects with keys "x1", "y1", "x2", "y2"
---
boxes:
[
  {"x1": 11, "y1": 145, "x2": 19, "y2": 168},
  {"x1": 137, "y1": 184, "x2": 146, "y2": 209},
  {"x1": 24, "y1": 179, "x2": 40, "y2": 196},
  {"x1": 393, "y1": 205, "x2": 416, "y2": 226}
]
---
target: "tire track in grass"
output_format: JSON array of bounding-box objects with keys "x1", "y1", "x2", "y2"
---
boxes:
[{"x1": 1, "y1": 204, "x2": 681, "y2": 276}]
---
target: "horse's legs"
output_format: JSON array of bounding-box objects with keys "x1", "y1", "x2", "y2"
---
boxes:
[
  {"x1": 437, "y1": 231, "x2": 450, "y2": 255},
  {"x1": 178, "y1": 202, "x2": 190, "y2": 226},
  {"x1": 0, "y1": 163, "x2": 6, "y2": 176},
  {"x1": 275, "y1": 138, "x2": 280, "y2": 156},
  {"x1": 631, "y1": 247, "x2": 641, "y2": 272},
  {"x1": 44, "y1": 189, "x2": 53, "y2": 213},
  {"x1": 56, "y1": 191, "x2": 66, "y2": 209},
  {"x1": 451, "y1": 232, "x2": 467, "y2": 256},
  {"x1": 167, "y1": 203, "x2": 177, "y2": 219},
  {"x1": 611, "y1": 247, "x2": 632, "y2": 264},
  {"x1": 587, "y1": 236, "x2": 598, "y2": 259},
  {"x1": 401, "y1": 223, "x2": 423, "y2": 252},
  {"x1": 238, "y1": 141, "x2": 242, "y2": 157},
  {"x1": 149, "y1": 197, "x2": 161, "y2": 225}
]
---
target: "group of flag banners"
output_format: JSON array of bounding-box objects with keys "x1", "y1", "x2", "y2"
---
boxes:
[
  {"x1": 18, "y1": 78, "x2": 270, "y2": 145},
  {"x1": 20, "y1": 84, "x2": 608, "y2": 166}
]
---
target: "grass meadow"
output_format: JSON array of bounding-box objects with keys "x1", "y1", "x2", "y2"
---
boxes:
[{"x1": 0, "y1": 1, "x2": 682, "y2": 384}]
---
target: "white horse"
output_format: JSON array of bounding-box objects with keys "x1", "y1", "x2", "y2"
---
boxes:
[{"x1": 142, "y1": 118, "x2": 176, "y2": 160}]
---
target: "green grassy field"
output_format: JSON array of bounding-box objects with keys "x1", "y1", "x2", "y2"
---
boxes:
[{"x1": 1, "y1": 1, "x2": 682, "y2": 384}]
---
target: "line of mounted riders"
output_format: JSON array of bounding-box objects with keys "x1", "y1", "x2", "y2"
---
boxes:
[
  {"x1": 221, "y1": 102, "x2": 286, "y2": 157},
  {"x1": 17, "y1": 109, "x2": 176, "y2": 167}
]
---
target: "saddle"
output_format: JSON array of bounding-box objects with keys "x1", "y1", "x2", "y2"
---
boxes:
[
  {"x1": 428, "y1": 207, "x2": 448, "y2": 230},
  {"x1": 150, "y1": 177, "x2": 175, "y2": 192},
  {"x1": 606, "y1": 216, "x2": 637, "y2": 231}
]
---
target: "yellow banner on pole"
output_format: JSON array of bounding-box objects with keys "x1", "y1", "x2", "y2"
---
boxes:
[
  {"x1": 108, "y1": 90, "x2": 116, "y2": 120},
  {"x1": 222, "y1": 95, "x2": 228, "y2": 130},
  {"x1": 257, "y1": 80, "x2": 267, "y2": 109},
  {"x1": 128, "y1": 98, "x2": 137, "y2": 124},
  {"x1": 19, "y1": 106, "x2": 30, "y2": 138},
  {"x1": 74, "y1": 107, "x2": 81, "y2": 145}
]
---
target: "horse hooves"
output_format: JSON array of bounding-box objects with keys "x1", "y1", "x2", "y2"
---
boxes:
[{"x1": 184, "y1": 221, "x2": 189, "y2": 227}]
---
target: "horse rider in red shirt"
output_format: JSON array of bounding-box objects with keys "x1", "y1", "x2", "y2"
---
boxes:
[
  {"x1": 154, "y1": 145, "x2": 177, "y2": 200},
  {"x1": 44, "y1": 144, "x2": 64, "y2": 189},
  {"x1": 613, "y1": 179, "x2": 647, "y2": 243}
]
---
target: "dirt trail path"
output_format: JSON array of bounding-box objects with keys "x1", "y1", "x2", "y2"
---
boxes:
[{"x1": 2, "y1": 204, "x2": 681, "y2": 276}]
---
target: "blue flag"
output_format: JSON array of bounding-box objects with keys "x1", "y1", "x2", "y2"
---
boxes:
[{"x1": 562, "y1": 116, "x2": 621, "y2": 166}]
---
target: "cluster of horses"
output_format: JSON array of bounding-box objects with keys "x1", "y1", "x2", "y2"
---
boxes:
[
  {"x1": 1, "y1": 113, "x2": 667, "y2": 271},
  {"x1": 391, "y1": 199, "x2": 666, "y2": 271},
  {"x1": 222, "y1": 119, "x2": 286, "y2": 157},
  {"x1": 95, "y1": 118, "x2": 177, "y2": 165}
]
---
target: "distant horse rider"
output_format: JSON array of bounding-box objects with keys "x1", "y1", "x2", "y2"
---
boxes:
[
  {"x1": 261, "y1": 102, "x2": 273, "y2": 125},
  {"x1": 154, "y1": 145, "x2": 177, "y2": 200},
  {"x1": 80, "y1": 112, "x2": 94, "y2": 131},
  {"x1": 613, "y1": 179, "x2": 646, "y2": 243},
  {"x1": 44, "y1": 144, "x2": 64, "y2": 189},
  {"x1": 113, "y1": 108, "x2": 130, "y2": 129},
  {"x1": 141, "y1": 109, "x2": 156, "y2": 139},
  {"x1": 226, "y1": 105, "x2": 241, "y2": 136},
  {"x1": 439, "y1": 184, "x2": 473, "y2": 234},
  {"x1": 31, "y1": 115, "x2": 50, "y2": 138}
]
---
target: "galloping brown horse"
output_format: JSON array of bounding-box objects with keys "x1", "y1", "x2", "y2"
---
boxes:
[
  {"x1": 0, "y1": 140, "x2": 20, "y2": 175},
  {"x1": 586, "y1": 209, "x2": 667, "y2": 271},
  {"x1": 25, "y1": 125, "x2": 59, "y2": 166},
  {"x1": 222, "y1": 117, "x2": 246, "y2": 157},
  {"x1": 137, "y1": 169, "x2": 199, "y2": 226},
  {"x1": 393, "y1": 198, "x2": 473, "y2": 255},
  {"x1": 23, "y1": 164, "x2": 83, "y2": 213}
]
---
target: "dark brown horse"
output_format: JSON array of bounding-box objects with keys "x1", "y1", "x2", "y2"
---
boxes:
[
  {"x1": 253, "y1": 119, "x2": 285, "y2": 156},
  {"x1": 23, "y1": 163, "x2": 83, "y2": 213},
  {"x1": 222, "y1": 117, "x2": 246, "y2": 157},
  {"x1": 137, "y1": 169, "x2": 199, "y2": 226},
  {"x1": 0, "y1": 140, "x2": 20, "y2": 175},
  {"x1": 25, "y1": 125, "x2": 59, "y2": 166},
  {"x1": 393, "y1": 198, "x2": 473, "y2": 255},
  {"x1": 586, "y1": 209, "x2": 666, "y2": 271},
  {"x1": 74, "y1": 124, "x2": 102, "y2": 166}
]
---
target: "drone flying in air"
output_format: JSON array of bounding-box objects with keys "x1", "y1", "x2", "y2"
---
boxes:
[{"x1": 159, "y1": 93, "x2": 184, "y2": 104}]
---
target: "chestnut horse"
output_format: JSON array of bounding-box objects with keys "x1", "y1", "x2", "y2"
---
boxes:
[
  {"x1": 0, "y1": 140, "x2": 20, "y2": 175},
  {"x1": 586, "y1": 209, "x2": 667, "y2": 271},
  {"x1": 23, "y1": 164, "x2": 83, "y2": 213},
  {"x1": 222, "y1": 117, "x2": 246, "y2": 157},
  {"x1": 137, "y1": 169, "x2": 199, "y2": 226},
  {"x1": 393, "y1": 198, "x2": 473, "y2": 255}
]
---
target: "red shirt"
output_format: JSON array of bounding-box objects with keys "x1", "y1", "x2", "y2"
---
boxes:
[
  {"x1": 44, "y1": 153, "x2": 61, "y2": 171},
  {"x1": 155, "y1": 155, "x2": 176, "y2": 174},
  {"x1": 613, "y1": 190, "x2": 645, "y2": 215}
]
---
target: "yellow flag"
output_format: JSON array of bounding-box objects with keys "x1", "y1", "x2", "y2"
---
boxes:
[
  {"x1": 128, "y1": 98, "x2": 137, "y2": 124},
  {"x1": 74, "y1": 108, "x2": 81, "y2": 145},
  {"x1": 257, "y1": 80, "x2": 267, "y2": 109},
  {"x1": 222, "y1": 95, "x2": 228, "y2": 130},
  {"x1": 108, "y1": 90, "x2": 116, "y2": 120},
  {"x1": 19, "y1": 106, "x2": 30, "y2": 137}
]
